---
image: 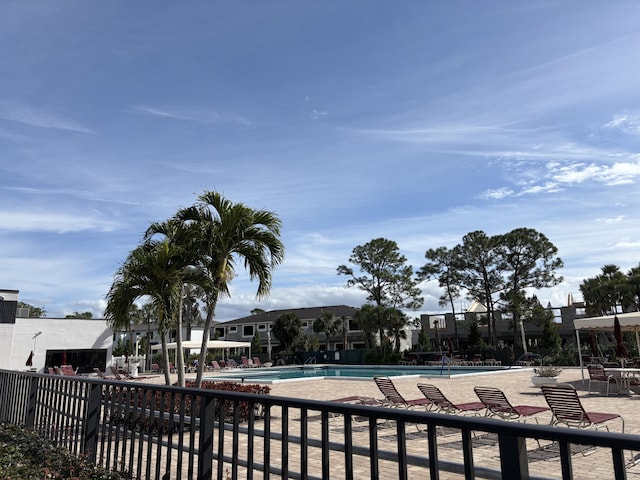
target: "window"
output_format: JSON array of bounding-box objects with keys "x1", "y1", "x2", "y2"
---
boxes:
[
  {"x1": 301, "y1": 322, "x2": 308, "y2": 328},
  {"x1": 229, "y1": 326, "x2": 237, "y2": 333},
  {"x1": 243, "y1": 325, "x2": 254, "y2": 337},
  {"x1": 258, "y1": 324, "x2": 266, "y2": 331},
  {"x1": 212, "y1": 327, "x2": 225, "y2": 339}
]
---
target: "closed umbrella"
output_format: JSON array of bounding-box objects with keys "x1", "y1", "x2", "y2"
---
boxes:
[
  {"x1": 614, "y1": 315, "x2": 628, "y2": 359},
  {"x1": 589, "y1": 331, "x2": 599, "y2": 356},
  {"x1": 25, "y1": 351, "x2": 33, "y2": 367}
]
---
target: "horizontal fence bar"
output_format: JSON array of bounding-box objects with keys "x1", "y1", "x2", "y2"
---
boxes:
[{"x1": 1, "y1": 369, "x2": 640, "y2": 480}]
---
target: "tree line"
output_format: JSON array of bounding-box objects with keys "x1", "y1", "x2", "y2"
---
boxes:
[
  {"x1": 580, "y1": 264, "x2": 640, "y2": 316},
  {"x1": 24, "y1": 186, "x2": 633, "y2": 380},
  {"x1": 333, "y1": 229, "x2": 563, "y2": 353}
]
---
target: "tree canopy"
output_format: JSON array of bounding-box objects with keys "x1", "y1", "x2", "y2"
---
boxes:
[
  {"x1": 272, "y1": 312, "x2": 303, "y2": 352},
  {"x1": 105, "y1": 190, "x2": 284, "y2": 386},
  {"x1": 580, "y1": 264, "x2": 640, "y2": 315}
]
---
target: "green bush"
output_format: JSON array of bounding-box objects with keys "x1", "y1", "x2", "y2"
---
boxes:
[{"x1": 0, "y1": 422, "x2": 130, "y2": 479}]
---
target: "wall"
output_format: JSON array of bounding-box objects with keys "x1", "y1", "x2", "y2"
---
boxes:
[{"x1": 7, "y1": 316, "x2": 114, "y2": 373}]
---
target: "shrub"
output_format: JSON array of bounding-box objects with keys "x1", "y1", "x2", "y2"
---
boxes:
[
  {"x1": 0, "y1": 422, "x2": 130, "y2": 479},
  {"x1": 186, "y1": 381, "x2": 271, "y2": 421}
]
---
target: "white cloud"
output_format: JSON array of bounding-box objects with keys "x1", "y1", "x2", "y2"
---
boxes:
[
  {"x1": 0, "y1": 101, "x2": 92, "y2": 133},
  {"x1": 604, "y1": 113, "x2": 640, "y2": 136},
  {"x1": 0, "y1": 210, "x2": 120, "y2": 233},
  {"x1": 479, "y1": 188, "x2": 514, "y2": 200},
  {"x1": 131, "y1": 105, "x2": 254, "y2": 126}
]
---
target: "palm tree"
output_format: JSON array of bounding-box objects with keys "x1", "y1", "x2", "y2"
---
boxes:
[
  {"x1": 176, "y1": 191, "x2": 285, "y2": 387},
  {"x1": 105, "y1": 240, "x2": 185, "y2": 385},
  {"x1": 313, "y1": 310, "x2": 338, "y2": 350},
  {"x1": 354, "y1": 304, "x2": 380, "y2": 349},
  {"x1": 143, "y1": 219, "x2": 208, "y2": 386},
  {"x1": 386, "y1": 308, "x2": 408, "y2": 353}
]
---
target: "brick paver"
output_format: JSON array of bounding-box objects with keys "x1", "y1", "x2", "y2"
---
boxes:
[{"x1": 166, "y1": 367, "x2": 640, "y2": 479}]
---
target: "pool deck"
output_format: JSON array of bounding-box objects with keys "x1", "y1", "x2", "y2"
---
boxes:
[{"x1": 148, "y1": 366, "x2": 640, "y2": 479}]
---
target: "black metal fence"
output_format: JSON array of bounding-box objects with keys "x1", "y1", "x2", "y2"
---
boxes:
[{"x1": 1, "y1": 369, "x2": 640, "y2": 480}]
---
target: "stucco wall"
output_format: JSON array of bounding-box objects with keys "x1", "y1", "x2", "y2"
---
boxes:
[{"x1": 7, "y1": 316, "x2": 113, "y2": 373}]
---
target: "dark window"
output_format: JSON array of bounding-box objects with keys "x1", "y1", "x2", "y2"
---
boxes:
[
  {"x1": 0, "y1": 300, "x2": 17, "y2": 324},
  {"x1": 45, "y1": 349, "x2": 108, "y2": 374}
]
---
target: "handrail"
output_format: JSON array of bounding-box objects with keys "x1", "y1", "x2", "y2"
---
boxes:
[{"x1": 1, "y1": 369, "x2": 639, "y2": 480}]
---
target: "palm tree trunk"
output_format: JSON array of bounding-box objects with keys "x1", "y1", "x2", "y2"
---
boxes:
[
  {"x1": 161, "y1": 335, "x2": 171, "y2": 385},
  {"x1": 175, "y1": 291, "x2": 185, "y2": 387},
  {"x1": 195, "y1": 294, "x2": 218, "y2": 387}
]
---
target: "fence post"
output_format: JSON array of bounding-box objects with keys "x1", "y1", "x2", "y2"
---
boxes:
[
  {"x1": 498, "y1": 433, "x2": 529, "y2": 479},
  {"x1": 197, "y1": 393, "x2": 215, "y2": 480},
  {"x1": 83, "y1": 382, "x2": 103, "y2": 461},
  {"x1": 25, "y1": 375, "x2": 39, "y2": 427}
]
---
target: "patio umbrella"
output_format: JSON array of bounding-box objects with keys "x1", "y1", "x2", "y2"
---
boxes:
[
  {"x1": 25, "y1": 351, "x2": 33, "y2": 367},
  {"x1": 589, "y1": 331, "x2": 598, "y2": 356},
  {"x1": 614, "y1": 315, "x2": 628, "y2": 359}
]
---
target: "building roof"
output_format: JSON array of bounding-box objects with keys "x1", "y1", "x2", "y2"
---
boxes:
[{"x1": 222, "y1": 305, "x2": 358, "y2": 325}]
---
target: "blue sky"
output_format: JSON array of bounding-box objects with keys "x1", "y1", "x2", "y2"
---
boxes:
[{"x1": 2, "y1": 1, "x2": 640, "y2": 321}]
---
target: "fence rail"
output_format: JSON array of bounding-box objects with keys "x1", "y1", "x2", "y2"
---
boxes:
[{"x1": 1, "y1": 369, "x2": 640, "y2": 479}]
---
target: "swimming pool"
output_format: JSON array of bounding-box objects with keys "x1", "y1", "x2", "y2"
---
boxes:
[{"x1": 204, "y1": 364, "x2": 512, "y2": 384}]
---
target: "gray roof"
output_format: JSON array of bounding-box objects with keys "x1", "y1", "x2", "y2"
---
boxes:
[{"x1": 222, "y1": 305, "x2": 358, "y2": 325}]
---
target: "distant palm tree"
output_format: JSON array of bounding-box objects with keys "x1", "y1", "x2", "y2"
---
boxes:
[
  {"x1": 386, "y1": 308, "x2": 409, "y2": 353},
  {"x1": 176, "y1": 191, "x2": 284, "y2": 387},
  {"x1": 313, "y1": 310, "x2": 338, "y2": 350}
]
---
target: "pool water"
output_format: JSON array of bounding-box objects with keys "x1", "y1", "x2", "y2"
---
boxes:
[{"x1": 205, "y1": 364, "x2": 510, "y2": 384}]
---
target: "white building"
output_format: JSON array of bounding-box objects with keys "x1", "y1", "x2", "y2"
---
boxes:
[{"x1": 0, "y1": 289, "x2": 113, "y2": 374}]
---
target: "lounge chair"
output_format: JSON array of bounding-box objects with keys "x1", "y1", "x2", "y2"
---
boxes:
[
  {"x1": 110, "y1": 366, "x2": 129, "y2": 381},
  {"x1": 210, "y1": 360, "x2": 222, "y2": 370},
  {"x1": 150, "y1": 363, "x2": 161, "y2": 373},
  {"x1": 93, "y1": 368, "x2": 114, "y2": 379},
  {"x1": 227, "y1": 358, "x2": 240, "y2": 369},
  {"x1": 474, "y1": 386, "x2": 549, "y2": 423},
  {"x1": 330, "y1": 395, "x2": 384, "y2": 407},
  {"x1": 252, "y1": 357, "x2": 264, "y2": 367},
  {"x1": 587, "y1": 364, "x2": 618, "y2": 396},
  {"x1": 541, "y1": 383, "x2": 624, "y2": 433},
  {"x1": 417, "y1": 383, "x2": 485, "y2": 415},
  {"x1": 242, "y1": 356, "x2": 257, "y2": 368},
  {"x1": 373, "y1": 376, "x2": 432, "y2": 410},
  {"x1": 59, "y1": 365, "x2": 77, "y2": 376}
]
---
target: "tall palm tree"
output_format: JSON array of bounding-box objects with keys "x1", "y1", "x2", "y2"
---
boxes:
[
  {"x1": 105, "y1": 240, "x2": 185, "y2": 385},
  {"x1": 143, "y1": 219, "x2": 208, "y2": 386},
  {"x1": 176, "y1": 191, "x2": 285, "y2": 387}
]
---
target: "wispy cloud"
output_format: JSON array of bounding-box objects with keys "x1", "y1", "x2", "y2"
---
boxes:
[
  {"x1": 0, "y1": 210, "x2": 121, "y2": 233},
  {"x1": 480, "y1": 188, "x2": 514, "y2": 200},
  {"x1": 0, "y1": 101, "x2": 92, "y2": 133},
  {"x1": 549, "y1": 159, "x2": 640, "y2": 186},
  {"x1": 2, "y1": 186, "x2": 146, "y2": 207},
  {"x1": 131, "y1": 105, "x2": 254, "y2": 126},
  {"x1": 604, "y1": 113, "x2": 640, "y2": 136}
]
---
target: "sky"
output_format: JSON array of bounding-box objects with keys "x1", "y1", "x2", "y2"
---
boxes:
[{"x1": 2, "y1": 1, "x2": 640, "y2": 322}]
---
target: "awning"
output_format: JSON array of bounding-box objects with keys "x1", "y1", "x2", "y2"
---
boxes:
[
  {"x1": 574, "y1": 312, "x2": 640, "y2": 383},
  {"x1": 574, "y1": 312, "x2": 640, "y2": 331},
  {"x1": 151, "y1": 340, "x2": 251, "y2": 351}
]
